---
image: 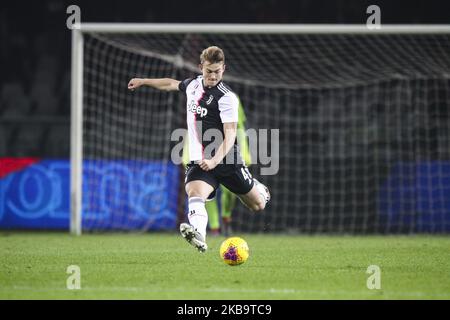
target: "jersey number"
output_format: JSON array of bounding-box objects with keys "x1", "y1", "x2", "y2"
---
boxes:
[{"x1": 241, "y1": 167, "x2": 253, "y2": 184}]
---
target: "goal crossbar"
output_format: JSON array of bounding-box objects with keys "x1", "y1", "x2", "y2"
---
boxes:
[{"x1": 76, "y1": 23, "x2": 450, "y2": 34}]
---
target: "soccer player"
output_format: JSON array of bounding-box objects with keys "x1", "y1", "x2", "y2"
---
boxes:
[
  {"x1": 127, "y1": 46, "x2": 270, "y2": 252},
  {"x1": 181, "y1": 96, "x2": 252, "y2": 237}
]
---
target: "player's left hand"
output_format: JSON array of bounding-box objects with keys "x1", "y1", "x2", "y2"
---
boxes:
[{"x1": 199, "y1": 159, "x2": 218, "y2": 171}]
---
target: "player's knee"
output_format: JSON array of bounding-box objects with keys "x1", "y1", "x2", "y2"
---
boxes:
[
  {"x1": 256, "y1": 201, "x2": 266, "y2": 211},
  {"x1": 251, "y1": 200, "x2": 266, "y2": 212},
  {"x1": 186, "y1": 189, "x2": 204, "y2": 200}
]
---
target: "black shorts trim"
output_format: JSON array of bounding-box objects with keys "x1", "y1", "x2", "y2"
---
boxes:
[
  {"x1": 185, "y1": 164, "x2": 219, "y2": 191},
  {"x1": 185, "y1": 163, "x2": 254, "y2": 196}
]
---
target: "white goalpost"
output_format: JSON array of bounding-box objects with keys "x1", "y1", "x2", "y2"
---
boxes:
[
  {"x1": 71, "y1": 27, "x2": 83, "y2": 236},
  {"x1": 71, "y1": 24, "x2": 450, "y2": 235}
]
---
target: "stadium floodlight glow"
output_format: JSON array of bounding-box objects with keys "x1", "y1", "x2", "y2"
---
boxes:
[{"x1": 71, "y1": 23, "x2": 450, "y2": 235}]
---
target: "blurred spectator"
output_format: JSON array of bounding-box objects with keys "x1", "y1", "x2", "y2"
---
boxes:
[
  {"x1": 9, "y1": 124, "x2": 45, "y2": 157},
  {"x1": 44, "y1": 124, "x2": 70, "y2": 157},
  {"x1": 1, "y1": 80, "x2": 32, "y2": 117},
  {"x1": 0, "y1": 126, "x2": 11, "y2": 156}
]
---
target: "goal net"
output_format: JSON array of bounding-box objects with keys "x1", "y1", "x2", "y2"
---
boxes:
[{"x1": 72, "y1": 24, "x2": 450, "y2": 234}]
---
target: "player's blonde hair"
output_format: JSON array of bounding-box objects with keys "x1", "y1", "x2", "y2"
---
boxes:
[{"x1": 200, "y1": 46, "x2": 225, "y2": 64}]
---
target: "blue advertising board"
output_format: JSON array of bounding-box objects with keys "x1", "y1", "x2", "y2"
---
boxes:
[
  {"x1": 378, "y1": 161, "x2": 450, "y2": 232},
  {"x1": 0, "y1": 159, "x2": 180, "y2": 230}
]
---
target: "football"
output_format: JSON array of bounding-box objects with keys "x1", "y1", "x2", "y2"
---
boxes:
[{"x1": 219, "y1": 237, "x2": 249, "y2": 266}]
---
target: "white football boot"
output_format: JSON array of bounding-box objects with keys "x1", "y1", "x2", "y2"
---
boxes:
[{"x1": 179, "y1": 223, "x2": 208, "y2": 253}]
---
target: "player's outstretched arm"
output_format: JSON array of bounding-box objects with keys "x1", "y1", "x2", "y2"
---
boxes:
[{"x1": 127, "y1": 78, "x2": 180, "y2": 92}]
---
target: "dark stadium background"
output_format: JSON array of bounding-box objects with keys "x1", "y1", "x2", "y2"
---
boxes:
[
  {"x1": 1, "y1": 0, "x2": 448, "y2": 157},
  {"x1": 0, "y1": 0, "x2": 448, "y2": 233},
  {"x1": 1, "y1": 0, "x2": 447, "y2": 158}
]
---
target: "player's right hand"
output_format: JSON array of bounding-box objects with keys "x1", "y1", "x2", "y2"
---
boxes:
[{"x1": 128, "y1": 78, "x2": 143, "y2": 91}]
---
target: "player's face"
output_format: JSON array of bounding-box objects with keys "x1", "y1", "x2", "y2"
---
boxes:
[{"x1": 200, "y1": 61, "x2": 225, "y2": 88}]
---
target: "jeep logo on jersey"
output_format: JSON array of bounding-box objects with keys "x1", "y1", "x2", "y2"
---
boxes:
[{"x1": 188, "y1": 100, "x2": 208, "y2": 117}]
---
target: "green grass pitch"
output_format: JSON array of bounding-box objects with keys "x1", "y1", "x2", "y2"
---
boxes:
[{"x1": 1, "y1": 232, "x2": 449, "y2": 299}]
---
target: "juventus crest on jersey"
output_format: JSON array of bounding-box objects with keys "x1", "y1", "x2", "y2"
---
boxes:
[{"x1": 179, "y1": 75, "x2": 241, "y2": 163}]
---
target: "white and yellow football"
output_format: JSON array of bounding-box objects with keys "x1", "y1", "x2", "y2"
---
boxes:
[{"x1": 219, "y1": 237, "x2": 249, "y2": 266}]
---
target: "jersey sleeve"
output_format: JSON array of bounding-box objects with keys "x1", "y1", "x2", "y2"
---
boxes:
[
  {"x1": 178, "y1": 78, "x2": 193, "y2": 92},
  {"x1": 218, "y1": 92, "x2": 239, "y2": 123}
]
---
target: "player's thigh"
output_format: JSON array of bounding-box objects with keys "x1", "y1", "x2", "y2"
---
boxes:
[
  {"x1": 238, "y1": 184, "x2": 265, "y2": 209},
  {"x1": 218, "y1": 165, "x2": 262, "y2": 209},
  {"x1": 218, "y1": 165, "x2": 254, "y2": 196},
  {"x1": 185, "y1": 180, "x2": 215, "y2": 200},
  {"x1": 185, "y1": 164, "x2": 218, "y2": 200}
]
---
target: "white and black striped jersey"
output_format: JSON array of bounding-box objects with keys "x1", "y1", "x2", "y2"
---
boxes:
[{"x1": 179, "y1": 75, "x2": 241, "y2": 163}]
